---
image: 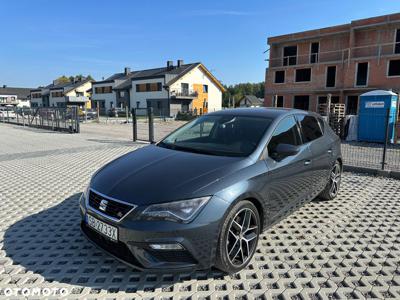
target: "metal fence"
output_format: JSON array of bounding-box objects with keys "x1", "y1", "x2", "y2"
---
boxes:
[
  {"x1": 0, "y1": 106, "x2": 80, "y2": 133},
  {"x1": 341, "y1": 109, "x2": 400, "y2": 172},
  {"x1": 131, "y1": 107, "x2": 155, "y2": 143}
]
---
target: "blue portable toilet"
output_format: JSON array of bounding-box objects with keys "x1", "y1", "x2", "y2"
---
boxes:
[{"x1": 358, "y1": 90, "x2": 398, "y2": 143}]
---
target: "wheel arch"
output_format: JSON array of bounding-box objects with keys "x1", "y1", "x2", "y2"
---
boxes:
[{"x1": 224, "y1": 192, "x2": 267, "y2": 232}]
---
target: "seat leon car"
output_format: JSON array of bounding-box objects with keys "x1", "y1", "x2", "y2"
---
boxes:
[{"x1": 80, "y1": 108, "x2": 342, "y2": 274}]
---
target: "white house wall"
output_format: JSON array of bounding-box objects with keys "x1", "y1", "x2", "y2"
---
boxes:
[
  {"x1": 129, "y1": 78, "x2": 168, "y2": 109},
  {"x1": 49, "y1": 89, "x2": 64, "y2": 106},
  {"x1": 91, "y1": 82, "x2": 117, "y2": 111},
  {"x1": 169, "y1": 66, "x2": 222, "y2": 113},
  {"x1": 66, "y1": 81, "x2": 92, "y2": 97}
]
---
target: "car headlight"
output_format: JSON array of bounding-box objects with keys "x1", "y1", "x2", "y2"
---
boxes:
[
  {"x1": 141, "y1": 196, "x2": 211, "y2": 223},
  {"x1": 81, "y1": 184, "x2": 90, "y2": 204}
]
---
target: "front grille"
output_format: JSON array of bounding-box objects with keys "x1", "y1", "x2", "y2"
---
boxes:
[
  {"x1": 146, "y1": 249, "x2": 197, "y2": 264},
  {"x1": 88, "y1": 190, "x2": 135, "y2": 221},
  {"x1": 81, "y1": 222, "x2": 142, "y2": 268}
]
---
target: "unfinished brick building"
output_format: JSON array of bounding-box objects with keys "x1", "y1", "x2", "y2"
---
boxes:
[{"x1": 265, "y1": 13, "x2": 400, "y2": 115}]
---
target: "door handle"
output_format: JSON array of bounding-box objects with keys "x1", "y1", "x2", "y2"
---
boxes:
[
  {"x1": 304, "y1": 160, "x2": 311, "y2": 166},
  {"x1": 327, "y1": 149, "x2": 333, "y2": 154}
]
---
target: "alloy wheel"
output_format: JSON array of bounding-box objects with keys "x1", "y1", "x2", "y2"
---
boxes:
[
  {"x1": 329, "y1": 163, "x2": 341, "y2": 198},
  {"x1": 226, "y1": 208, "x2": 259, "y2": 267}
]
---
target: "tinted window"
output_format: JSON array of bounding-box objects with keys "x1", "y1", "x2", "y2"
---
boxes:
[
  {"x1": 297, "y1": 115, "x2": 323, "y2": 142},
  {"x1": 283, "y1": 46, "x2": 297, "y2": 66},
  {"x1": 295, "y1": 68, "x2": 311, "y2": 82},
  {"x1": 275, "y1": 71, "x2": 285, "y2": 83},
  {"x1": 160, "y1": 115, "x2": 273, "y2": 157},
  {"x1": 268, "y1": 116, "x2": 301, "y2": 158},
  {"x1": 356, "y1": 62, "x2": 368, "y2": 86},
  {"x1": 388, "y1": 59, "x2": 400, "y2": 76}
]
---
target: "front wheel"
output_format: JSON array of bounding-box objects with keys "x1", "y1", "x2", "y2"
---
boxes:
[
  {"x1": 319, "y1": 160, "x2": 342, "y2": 200},
  {"x1": 215, "y1": 201, "x2": 260, "y2": 274}
]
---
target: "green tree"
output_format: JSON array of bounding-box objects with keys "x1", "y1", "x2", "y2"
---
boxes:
[
  {"x1": 222, "y1": 82, "x2": 264, "y2": 107},
  {"x1": 56, "y1": 75, "x2": 71, "y2": 84}
]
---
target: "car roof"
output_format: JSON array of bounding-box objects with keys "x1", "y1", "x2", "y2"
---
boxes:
[{"x1": 207, "y1": 107, "x2": 311, "y2": 119}]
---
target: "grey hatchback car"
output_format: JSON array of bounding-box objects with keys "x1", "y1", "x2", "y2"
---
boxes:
[{"x1": 80, "y1": 108, "x2": 342, "y2": 273}]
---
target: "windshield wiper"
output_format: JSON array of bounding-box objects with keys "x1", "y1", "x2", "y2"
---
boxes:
[{"x1": 158, "y1": 142, "x2": 217, "y2": 156}]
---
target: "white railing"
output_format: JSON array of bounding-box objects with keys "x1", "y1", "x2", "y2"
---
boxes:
[
  {"x1": 66, "y1": 96, "x2": 89, "y2": 103},
  {"x1": 268, "y1": 41, "x2": 400, "y2": 68}
]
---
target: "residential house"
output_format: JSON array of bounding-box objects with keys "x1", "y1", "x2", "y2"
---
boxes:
[
  {"x1": 30, "y1": 78, "x2": 92, "y2": 109},
  {"x1": 91, "y1": 60, "x2": 225, "y2": 116},
  {"x1": 0, "y1": 85, "x2": 32, "y2": 107},
  {"x1": 238, "y1": 95, "x2": 264, "y2": 107},
  {"x1": 265, "y1": 13, "x2": 400, "y2": 115}
]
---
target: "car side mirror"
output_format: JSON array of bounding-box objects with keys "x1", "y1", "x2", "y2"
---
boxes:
[{"x1": 271, "y1": 143, "x2": 299, "y2": 161}]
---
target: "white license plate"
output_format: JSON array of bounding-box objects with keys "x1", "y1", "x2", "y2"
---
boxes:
[{"x1": 87, "y1": 214, "x2": 118, "y2": 242}]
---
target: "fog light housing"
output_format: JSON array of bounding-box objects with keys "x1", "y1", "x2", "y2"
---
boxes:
[{"x1": 149, "y1": 243, "x2": 184, "y2": 250}]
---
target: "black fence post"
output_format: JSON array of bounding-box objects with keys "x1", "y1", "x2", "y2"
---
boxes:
[
  {"x1": 75, "y1": 107, "x2": 80, "y2": 133},
  {"x1": 131, "y1": 108, "x2": 137, "y2": 141},
  {"x1": 148, "y1": 107, "x2": 154, "y2": 143},
  {"x1": 381, "y1": 108, "x2": 390, "y2": 170}
]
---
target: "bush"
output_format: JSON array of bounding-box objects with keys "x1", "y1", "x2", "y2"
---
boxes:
[{"x1": 175, "y1": 111, "x2": 197, "y2": 121}]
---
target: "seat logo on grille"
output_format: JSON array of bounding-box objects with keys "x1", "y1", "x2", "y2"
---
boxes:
[{"x1": 99, "y1": 199, "x2": 108, "y2": 212}]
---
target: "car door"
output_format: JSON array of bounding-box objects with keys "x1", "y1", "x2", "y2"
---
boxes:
[
  {"x1": 296, "y1": 114, "x2": 332, "y2": 196},
  {"x1": 260, "y1": 115, "x2": 314, "y2": 224}
]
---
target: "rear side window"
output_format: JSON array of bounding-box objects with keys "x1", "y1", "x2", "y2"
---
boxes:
[
  {"x1": 317, "y1": 117, "x2": 325, "y2": 133},
  {"x1": 267, "y1": 116, "x2": 301, "y2": 155},
  {"x1": 297, "y1": 115, "x2": 323, "y2": 142}
]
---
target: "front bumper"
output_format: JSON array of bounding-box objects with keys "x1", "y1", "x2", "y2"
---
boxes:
[{"x1": 79, "y1": 193, "x2": 229, "y2": 271}]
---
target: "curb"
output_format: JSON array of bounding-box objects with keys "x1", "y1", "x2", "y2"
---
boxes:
[{"x1": 344, "y1": 165, "x2": 400, "y2": 180}]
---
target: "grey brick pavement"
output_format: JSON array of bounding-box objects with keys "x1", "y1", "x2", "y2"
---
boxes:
[{"x1": 1, "y1": 123, "x2": 400, "y2": 299}]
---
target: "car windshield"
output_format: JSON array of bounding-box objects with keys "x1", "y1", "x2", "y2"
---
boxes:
[{"x1": 158, "y1": 115, "x2": 273, "y2": 157}]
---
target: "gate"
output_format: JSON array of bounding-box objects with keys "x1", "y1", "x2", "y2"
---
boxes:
[
  {"x1": 0, "y1": 106, "x2": 80, "y2": 133},
  {"x1": 341, "y1": 108, "x2": 400, "y2": 173}
]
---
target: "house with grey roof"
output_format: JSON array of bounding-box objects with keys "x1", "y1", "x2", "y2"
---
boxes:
[
  {"x1": 30, "y1": 78, "x2": 93, "y2": 108},
  {"x1": 91, "y1": 60, "x2": 225, "y2": 116},
  {"x1": 0, "y1": 85, "x2": 33, "y2": 107},
  {"x1": 238, "y1": 95, "x2": 264, "y2": 107}
]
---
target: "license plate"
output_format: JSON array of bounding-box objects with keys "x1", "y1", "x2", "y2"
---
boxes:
[{"x1": 87, "y1": 214, "x2": 118, "y2": 242}]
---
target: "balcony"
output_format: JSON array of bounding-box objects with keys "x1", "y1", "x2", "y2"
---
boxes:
[
  {"x1": 65, "y1": 96, "x2": 89, "y2": 103},
  {"x1": 268, "y1": 42, "x2": 400, "y2": 68},
  {"x1": 170, "y1": 88, "x2": 198, "y2": 99},
  {"x1": 0, "y1": 97, "x2": 18, "y2": 105}
]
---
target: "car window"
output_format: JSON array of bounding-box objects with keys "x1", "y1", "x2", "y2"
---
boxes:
[
  {"x1": 174, "y1": 120, "x2": 215, "y2": 141},
  {"x1": 267, "y1": 116, "x2": 301, "y2": 158},
  {"x1": 160, "y1": 115, "x2": 273, "y2": 157},
  {"x1": 296, "y1": 114, "x2": 323, "y2": 143}
]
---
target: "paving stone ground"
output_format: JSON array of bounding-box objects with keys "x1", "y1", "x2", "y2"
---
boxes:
[{"x1": 0, "y1": 123, "x2": 400, "y2": 299}]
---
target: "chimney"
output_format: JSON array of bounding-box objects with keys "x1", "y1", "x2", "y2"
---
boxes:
[
  {"x1": 167, "y1": 60, "x2": 174, "y2": 70},
  {"x1": 124, "y1": 67, "x2": 131, "y2": 75},
  {"x1": 177, "y1": 60, "x2": 184, "y2": 67}
]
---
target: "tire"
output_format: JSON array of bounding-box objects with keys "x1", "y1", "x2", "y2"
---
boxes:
[
  {"x1": 215, "y1": 200, "x2": 261, "y2": 274},
  {"x1": 319, "y1": 160, "x2": 342, "y2": 200}
]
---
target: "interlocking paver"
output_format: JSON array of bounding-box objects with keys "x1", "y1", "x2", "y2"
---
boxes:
[{"x1": 0, "y1": 123, "x2": 400, "y2": 299}]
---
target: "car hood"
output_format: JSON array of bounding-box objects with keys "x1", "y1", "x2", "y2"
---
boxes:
[{"x1": 90, "y1": 144, "x2": 250, "y2": 206}]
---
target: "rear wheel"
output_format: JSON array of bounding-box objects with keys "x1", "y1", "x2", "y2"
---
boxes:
[
  {"x1": 319, "y1": 160, "x2": 341, "y2": 200},
  {"x1": 215, "y1": 201, "x2": 260, "y2": 274}
]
